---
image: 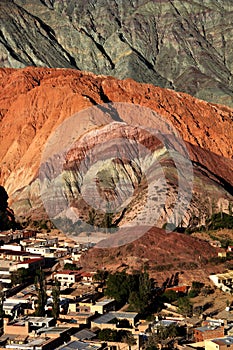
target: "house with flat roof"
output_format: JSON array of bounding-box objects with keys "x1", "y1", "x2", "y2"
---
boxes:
[
  {"x1": 57, "y1": 340, "x2": 103, "y2": 350},
  {"x1": 54, "y1": 270, "x2": 81, "y2": 288},
  {"x1": 91, "y1": 311, "x2": 139, "y2": 330},
  {"x1": 72, "y1": 329, "x2": 96, "y2": 341},
  {"x1": 3, "y1": 316, "x2": 55, "y2": 335},
  {"x1": 205, "y1": 336, "x2": 233, "y2": 350},
  {"x1": 0, "y1": 249, "x2": 42, "y2": 262},
  {"x1": 194, "y1": 325, "x2": 224, "y2": 342},
  {"x1": 90, "y1": 298, "x2": 116, "y2": 314},
  {"x1": 0, "y1": 334, "x2": 65, "y2": 349},
  {"x1": 209, "y1": 271, "x2": 233, "y2": 293},
  {"x1": 0, "y1": 256, "x2": 44, "y2": 289}
]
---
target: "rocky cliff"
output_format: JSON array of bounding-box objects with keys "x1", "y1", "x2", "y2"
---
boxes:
[
  {"x1": 0, "y1": 67, "x2": 232, "y2": 236},
  {"x1": 0, "y1": 186, "x2": 16, "y2": 231},
  {"x1": 1, "y1": 0, "x2": 233, "y2": 106}
]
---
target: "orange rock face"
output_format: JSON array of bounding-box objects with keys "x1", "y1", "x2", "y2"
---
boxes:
[{"x1": 0, "y1": 67, "x2": 232, "y2": 221}]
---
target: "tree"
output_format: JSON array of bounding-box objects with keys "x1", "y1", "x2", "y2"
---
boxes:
[
  {"x1": 34, "y1": 269, "x2": 47, "y2": 317},
  {"x1": 188, "y1": 281, "x2": 204, "y2": 298},
  {"x1": 11, "y1": 268, "x2": 31, "y2": 286},
  {"x1": 93, "y1": 269, "x2": 108, "y2": 283},
  {"x1": 122, "y1": 333, "x2": 136, "y2": 350},
  {"x1": 162, "y1": 290, "x2": 179, "y2": 303},
  {"x1": 98, "y1": 329, "x2": 118, "y2": 342},
  {"x1": 228, "y1": 202, "x2": 232, "y2": 216},
  {"x1": 128, "y1": 271, "x2": 153, "y2": 314},
  {"x1": 128, "y1": 291, "x2": 142, "y2": 313},
  {"x1": 52, "y1": 279, "x2": 60, "y2": 320},
  {"x1": 178, "y1": 297, "x2": 193, "y2": 317},
  {"x1": 105, "y1": 271, "x2": 130, "y2": 304},
  {"x1": 145, "y1": 333, "x2": 159, "y2": 350},
  {"x1": 64, "y1": 263, "x2": 80, "y2": 271},
  {"x1": 105, "y1": 271, "x2": 153, "y2": 313},
  {"x1": 155, "y1": 323, "x2": 179, "y2": 346}
]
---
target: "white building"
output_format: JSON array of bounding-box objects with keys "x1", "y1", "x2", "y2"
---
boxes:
[
  {"x1": 209, "y1": 271, "x2": 233, "y2": 293},
  {"x1": 54, "y1": 270, "x2": 81, "y2": 288}
]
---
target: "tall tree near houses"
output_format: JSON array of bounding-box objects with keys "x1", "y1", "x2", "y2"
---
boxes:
[
  {"x1": 123, "y1": 333, "x2": 136, "y2": 350},
  {"x1": 34, "y1": 269, "x2": 47, "y2": 317},
  {"x1": 228, "y1": 202, "x2": 232, "y2": 216},
  {"x1": 52, "y1": 279, "x2": 60, "y2": 320}
]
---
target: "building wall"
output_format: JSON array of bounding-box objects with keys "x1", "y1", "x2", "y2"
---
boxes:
[
  {"x1": 106, "y1": 336, "x2": 139, "y2": 350},
  {"x1": 91, "y1": 321, "x2": 118, "y2": 330},
  {"x1": 3, "y1": 318, "x2": 29, "y2": 336},
  {"x1": 26, "y1": 246, "x2": 50, "y2": 255},
  {"x1": 1, "y1": 244, "x2": 22, "y2": 252},
  {"x1": 90, "y1": 301, "x2": 115, "y2": 314},
  {"x1": 205, "y1": 339, "x2": 233, "y2": 350},
  {"x1": 55, "y1": 274, "x2": 75, "y2": 287},
  {"x1": 194, "y1": 327, "x2": 224, "y2": 342}
]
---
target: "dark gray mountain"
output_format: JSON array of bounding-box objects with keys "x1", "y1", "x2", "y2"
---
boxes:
[{"x1": 1, "y1": 0, "x2": 233, "y2": 106}]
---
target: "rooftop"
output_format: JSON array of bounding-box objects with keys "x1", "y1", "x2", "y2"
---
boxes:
[
  {"x1": 56, "y1": 270, "x2": 81, "y2": 275},
  {"x1": 210, "y1": 271, "x2": 233, "y2": 279},
  {"x1": 0, "y1": 249, "x2": 40, "y2": 257},
  {"x1": 73, "y1": 329, "x2": 96, "y2": 340},
  {"x1": 6, "y1": 316, "x2": 54, "y2": 326},
  {"x1": 95, "y1": 298, "x2": 115, "y2": 306},
  {"x1": 37, "y1": 326, "x2": 71, "y2": 335},
  {"x1": 113, "y1": 311, "x2": 138, "y2": 319},
  {"x1": 211, "y1": 336, "x2": 233, "y2": 345},
  {"x1": 17, "y1": 257, "x2": 44, "y2": 264},
  {"x1": 57, "y1": 340, "x2": 101, "y2": 350},
  {"x1": 196, "y1": 325, "x2": 221, "y2": 332},
  {"x1": 93, "y1": 311, "x2": 138, "y2": 324},
  {"x1": 92, "y1": 313, "x2": 115, "y2": 324}
]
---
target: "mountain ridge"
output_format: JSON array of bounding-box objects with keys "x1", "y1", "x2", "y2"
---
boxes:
[{"x1": 1, "y1": 0, "x2": 233, "y2": 106}]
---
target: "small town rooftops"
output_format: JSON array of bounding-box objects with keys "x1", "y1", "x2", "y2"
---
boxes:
[
  {"x1": 57, "y1": 340, "x2": 102, "y2": 350},
  {"x1": 113, "y1": 311, "x2": 138, "y2": 319},
  {"x1": 73, "y1": 329, "x2": 96, "y2": 340},
  {"x1": 94, "y1": 298, "x2": 115, "y2": 306},
  {"x1": 6, "y1": 316, "x2": 54, "y2": 327},
  {"x1": 93, "y1": 311, "x2": 138, "y2": 324},
  {"x1": 92, "y1": 313, "x2": 115, "y2": 324},
  {"x1": 37, "y1": 326, "x2": 71, "y2": 335},
  {"x1": 17, "y1": 257, "x2": 44, "y2": 264},
  {"x1": 56, "y1": 270, "x2": 81, "y2": 275},
  {"x1": 211, "y1": 336, "x2": 233, "y2": 345},
  {"x1": 196, "y1": 325, "x2": 220, "y2": 332}
]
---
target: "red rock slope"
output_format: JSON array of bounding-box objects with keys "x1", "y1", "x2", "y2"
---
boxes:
[{"x1": 0, "y1": 67, "x2": 232, "y2": 219}]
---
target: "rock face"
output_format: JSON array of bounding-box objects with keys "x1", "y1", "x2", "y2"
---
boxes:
[
  {"x1": 1, "y1": 0, "x2": 233, "y2": 106},
  {"x1": 0, "y1": 67, "x2": 232, "y2": 234},
  {"x1": 0, "y1": 185, "x2": 16, "y2": 230}
]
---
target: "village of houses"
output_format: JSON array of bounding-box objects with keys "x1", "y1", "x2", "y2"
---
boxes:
[{"x1": 0, "y1": 228, "x2": 233, "y2": 350}]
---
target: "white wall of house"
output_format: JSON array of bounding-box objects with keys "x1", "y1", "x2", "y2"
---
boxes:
[
  {"x1": 26, "y1": 246, "x2": 50, "y2": 255},
  {"x1": 55, "y1": 273, "x2": 76, "y2": 287},
  {"x1": 1, "y1": 244, "x2": 22, "y2": 252}
]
